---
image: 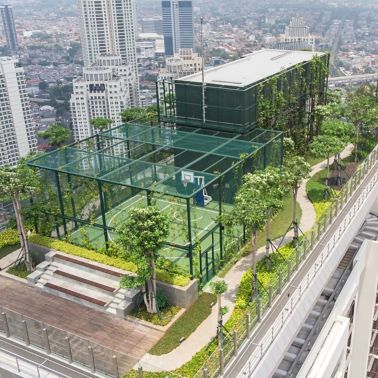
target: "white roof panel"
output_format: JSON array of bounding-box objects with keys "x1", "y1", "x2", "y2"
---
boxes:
[{"x1": 178, "y1": 49, "x2": 325, "y2": 87}]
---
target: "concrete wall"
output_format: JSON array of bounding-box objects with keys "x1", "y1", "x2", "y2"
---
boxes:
[{"x1": 157, "y1": 279, "x2": 198, "y2": 308}]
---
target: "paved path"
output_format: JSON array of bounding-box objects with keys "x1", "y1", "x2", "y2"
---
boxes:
[
  {"x1": 0, "y1": 248, "x2": 22, "y2": 271},
  {"x1": 140, "y1": 145, "x2": 354, "y2": 371},
  {"x1": 0, "y1": 275, "x2": 163, "y2": 372}
]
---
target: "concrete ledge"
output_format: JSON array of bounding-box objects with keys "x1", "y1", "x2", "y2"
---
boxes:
[
  {"x1": 157, "y1": 279, "x2": 198, "y2": 309},
  {"x1": 27, "y1": 270, "x2": 44, "y2": 285},
  {"x1": 116, "y1": 300, "x2": 134, "y2": 317}
]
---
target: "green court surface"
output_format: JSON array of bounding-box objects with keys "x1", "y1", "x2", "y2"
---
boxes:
[{"x1": 70, "y1": 194, "x2": 223, "y2": 266}]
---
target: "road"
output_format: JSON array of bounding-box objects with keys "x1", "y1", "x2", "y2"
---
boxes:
[
  {"x1": 329, "y1": 73, "x2": 378, "y2": 84},
  {"x1": 225, "y1": 159, "x2": 378, "y2": 377}
]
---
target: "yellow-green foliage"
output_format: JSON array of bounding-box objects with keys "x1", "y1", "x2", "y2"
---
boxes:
[
  {"x1": 29, "y1": 235, "x2": 190, "y2": 287},
  {"x1": 235, "y1": 245, "x2": 295, "y2": 310},
  {"x1": 314, "y1": 201, "x2": 332, "y2": 222},
  {"x1": 0, "y1": 229, "x2": 19, "y2": 249}
]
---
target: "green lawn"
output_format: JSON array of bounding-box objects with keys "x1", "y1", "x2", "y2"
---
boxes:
[
  {"x1": 306, "y1": 155, "x2": 326, "y2": 167},
  {"x1": 306, "y1": 169, "x2": 332, "y2": 221},
  {"x1": 150, "y1": 293, "x2": 216, "y2": 356},
  {"x1": 218, "y1": 196, "x2": 301, "y2": 278},
  {"x1": 255, "y1": 195, "x2": 302, "y2": 247},
  {"x1": 7, "y1": 263, "x2": 28, "y2": 279}
]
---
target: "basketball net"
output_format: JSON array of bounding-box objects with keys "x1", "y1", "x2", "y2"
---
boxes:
[{"x1": 183, "y1": 179, "x2": 189, "y2": 188}]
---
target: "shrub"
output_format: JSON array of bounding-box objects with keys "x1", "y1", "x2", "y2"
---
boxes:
[
  {"x1": 156, "y1": 291, "x2": 168, "y2": 310},
  {"x1": 7, "y1": 263, "x2": 28, "y2": 279},
  {"x1": 29, "y1": 235, "x2": 190, "y2": 287},
  {"x1": 0, "y1": 228, "x2": 19, "y2": 249}
]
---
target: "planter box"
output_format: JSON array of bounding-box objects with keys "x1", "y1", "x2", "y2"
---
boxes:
[{"x1": 157, "y1": 279, "x2": 198, "y2": 309}]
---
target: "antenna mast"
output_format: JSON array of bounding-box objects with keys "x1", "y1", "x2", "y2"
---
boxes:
[{"x1": 201, "y1": 17, "x2": 206, "y2": 124}]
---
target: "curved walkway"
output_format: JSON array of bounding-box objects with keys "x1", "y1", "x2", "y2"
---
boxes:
[{"x1": 140, "y1": 144, "x2": 354, "y2": 372}]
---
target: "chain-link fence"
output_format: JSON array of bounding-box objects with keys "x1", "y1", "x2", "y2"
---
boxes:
[{"x1": 0, "y1": 305, "x2": 131, "y2": 377}]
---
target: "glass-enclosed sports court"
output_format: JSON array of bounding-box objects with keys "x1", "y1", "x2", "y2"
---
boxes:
[{"x1": 28, "y1": 123, "x2": 283, "y2": 283}]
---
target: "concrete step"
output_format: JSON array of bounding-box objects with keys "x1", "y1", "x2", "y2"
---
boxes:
[
  {"x1": 285, "y1": 352, "x2": 297, "y2": 361},
  {"x1": 293, "y1": 337, "x2": 305, "y2": 347},
  {"x1": 349, "y1": 241, "x2": 362, "y2": 250},
  {"x1": 51, "y1": 253, "x2": 125, "y2": 282},
  {"x1": 363, "y1": 225, "x2": 378, "y2": 234},
  {"x1": 41, "y1": 276, "x2": 113, "y2": 305},
  {"x1": 49, "y1": 262, "x2": 120, "y2": 291},
  {"x1": 274, "y1": 368, "x2": 288, "y2": 377},
  {"x1": 360, "y1": 231, "x2": 377, "y2": 240},
  {"x1": 322, "y1": 287, "x2": 333, "y2": 297},
  {"x1": 106, "y1": 307, "x2": 117, "y2": 315}
]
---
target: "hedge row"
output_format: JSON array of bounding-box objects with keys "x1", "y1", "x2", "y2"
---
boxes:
[
  {"x1": 29, "y1": 235, "x2": 190, "y2": 287},
  {"x1": 0, "y1": 228, "x2": 19, "y2": 249}
]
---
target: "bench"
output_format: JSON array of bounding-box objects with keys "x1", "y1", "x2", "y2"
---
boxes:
[
  {"x1": 45, "y1": 282, "x2": 107, "y2": 307},
  {"x1": 54, "y1": 270, "x2": 116, "y2": 293},
  {"x1": 54, "y1": 254, "x2": 123, "y2": 277}
]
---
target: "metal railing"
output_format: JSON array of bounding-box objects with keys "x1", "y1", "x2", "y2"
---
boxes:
[
  {"x1": 0, "y1": 306, "x2": 131, "y2": 377},
  {"x1": 0, "y1": 346, "x2": 69, "y2": 378},
  {"x1": 192, "y1": 146, "x2": 378, "y2": 378}
]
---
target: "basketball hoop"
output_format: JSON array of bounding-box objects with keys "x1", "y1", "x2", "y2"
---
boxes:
[{"x1": 181, "y1": 170, "x2": 194, "y2": 188}]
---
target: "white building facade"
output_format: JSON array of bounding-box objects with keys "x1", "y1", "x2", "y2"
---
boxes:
[
  {"x1": 0, "y1": 57, "x2": 36, "y2": 166},
  {"x1": 78, "y1": 0, "x2": 139, "y2": 104},
  {"x1": 277, "y1": 17, "x2": 315, "y2": 51},
  {"x1": 70, "y1": 56, "x2": 132, "y2": 141},
  {"x1": 158, "y1": 48, "x2": 202, "y2": 80}
]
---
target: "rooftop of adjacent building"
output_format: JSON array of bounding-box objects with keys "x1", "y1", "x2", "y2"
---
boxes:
[{"x1": 178, "y1": 49, "x2": 325, "y2": 87}]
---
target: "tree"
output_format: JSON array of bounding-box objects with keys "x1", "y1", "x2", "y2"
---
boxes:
[
  {"x1": 121, "y1": 106, "x2": 158, "y2": 124},
  {"x1": 38, "y1": 124, "x2": 71, "y2": 148},
  {"x1": 344, "y1": 91, "x2": 378, "y2": 162},
  {"x1": 38, "y1": 80, "x2": 49, "y2": 91},
  {"x1": 224, "y1": 179, "x2": 265, "y2": 298},
  {"x1": 283, "y1": 156, "x2": 311, "y2": 241},
  {"x1": 90, "y1": 117, "x2": 113, "y2": 132},
  {"x1": 310, "y1": 135, "x2": 345, "y2": 185},
  {"x1": 242, "y1": 167, "x2": 288, "y2": 269},
  {"x1": 118, "y1": 207, "x2": 170, "y2": 313},
  {"x1": 210, "y1": 280, "x2": 228, "y2": 348},
  {"x1": 0, "y1": 163, "x2": 39, "y2": 273}
]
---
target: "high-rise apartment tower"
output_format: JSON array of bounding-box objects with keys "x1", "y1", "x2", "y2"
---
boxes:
[
  {"x1": 70, "y1": 55, "x2": 133, "y2": 141},
  {"x1": 0, "y1": 5, "x2": 18, "y2": 52},
  {"x1": 0, "y1": 57, "x2": 36, "y2": 166},
  {"x1": 162, "y1": 0, "x2": 193, "y2": 56},
  {"x1": 78, "y1": 0, "x2": 139, "y2": 104}
]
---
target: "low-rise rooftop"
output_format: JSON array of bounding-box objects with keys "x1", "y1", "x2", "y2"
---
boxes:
[{"x1": 179, "y1": 49, "x2": 325, "y2": 87}]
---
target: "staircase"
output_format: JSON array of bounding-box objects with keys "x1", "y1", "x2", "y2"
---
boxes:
[
  {"x1": 28, "y1": 251, "x2": 139, "y2": 317},
  {"x1": 273, "y1": 213, "x2": 378, "y2": 377}
]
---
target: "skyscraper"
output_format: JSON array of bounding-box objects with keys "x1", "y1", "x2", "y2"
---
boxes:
[
  {"x1": 0, "y1": 5, "x2": 18, "y2": 52},
  {"x1": 0, "y1": 57, "x2": 36, "y2": 166},
  {"x1": 277, "y1": 17, "x2": 315, "y2": 51},
  {"x1": 78, "y1": 0, "x2": 139, "y2": 104},
  {"x1": 162, "y1": 0, "x2": 193, "y2": 56},
  {"x1": 70, "y1": 55, "x2": 132, "y2": 141}
]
